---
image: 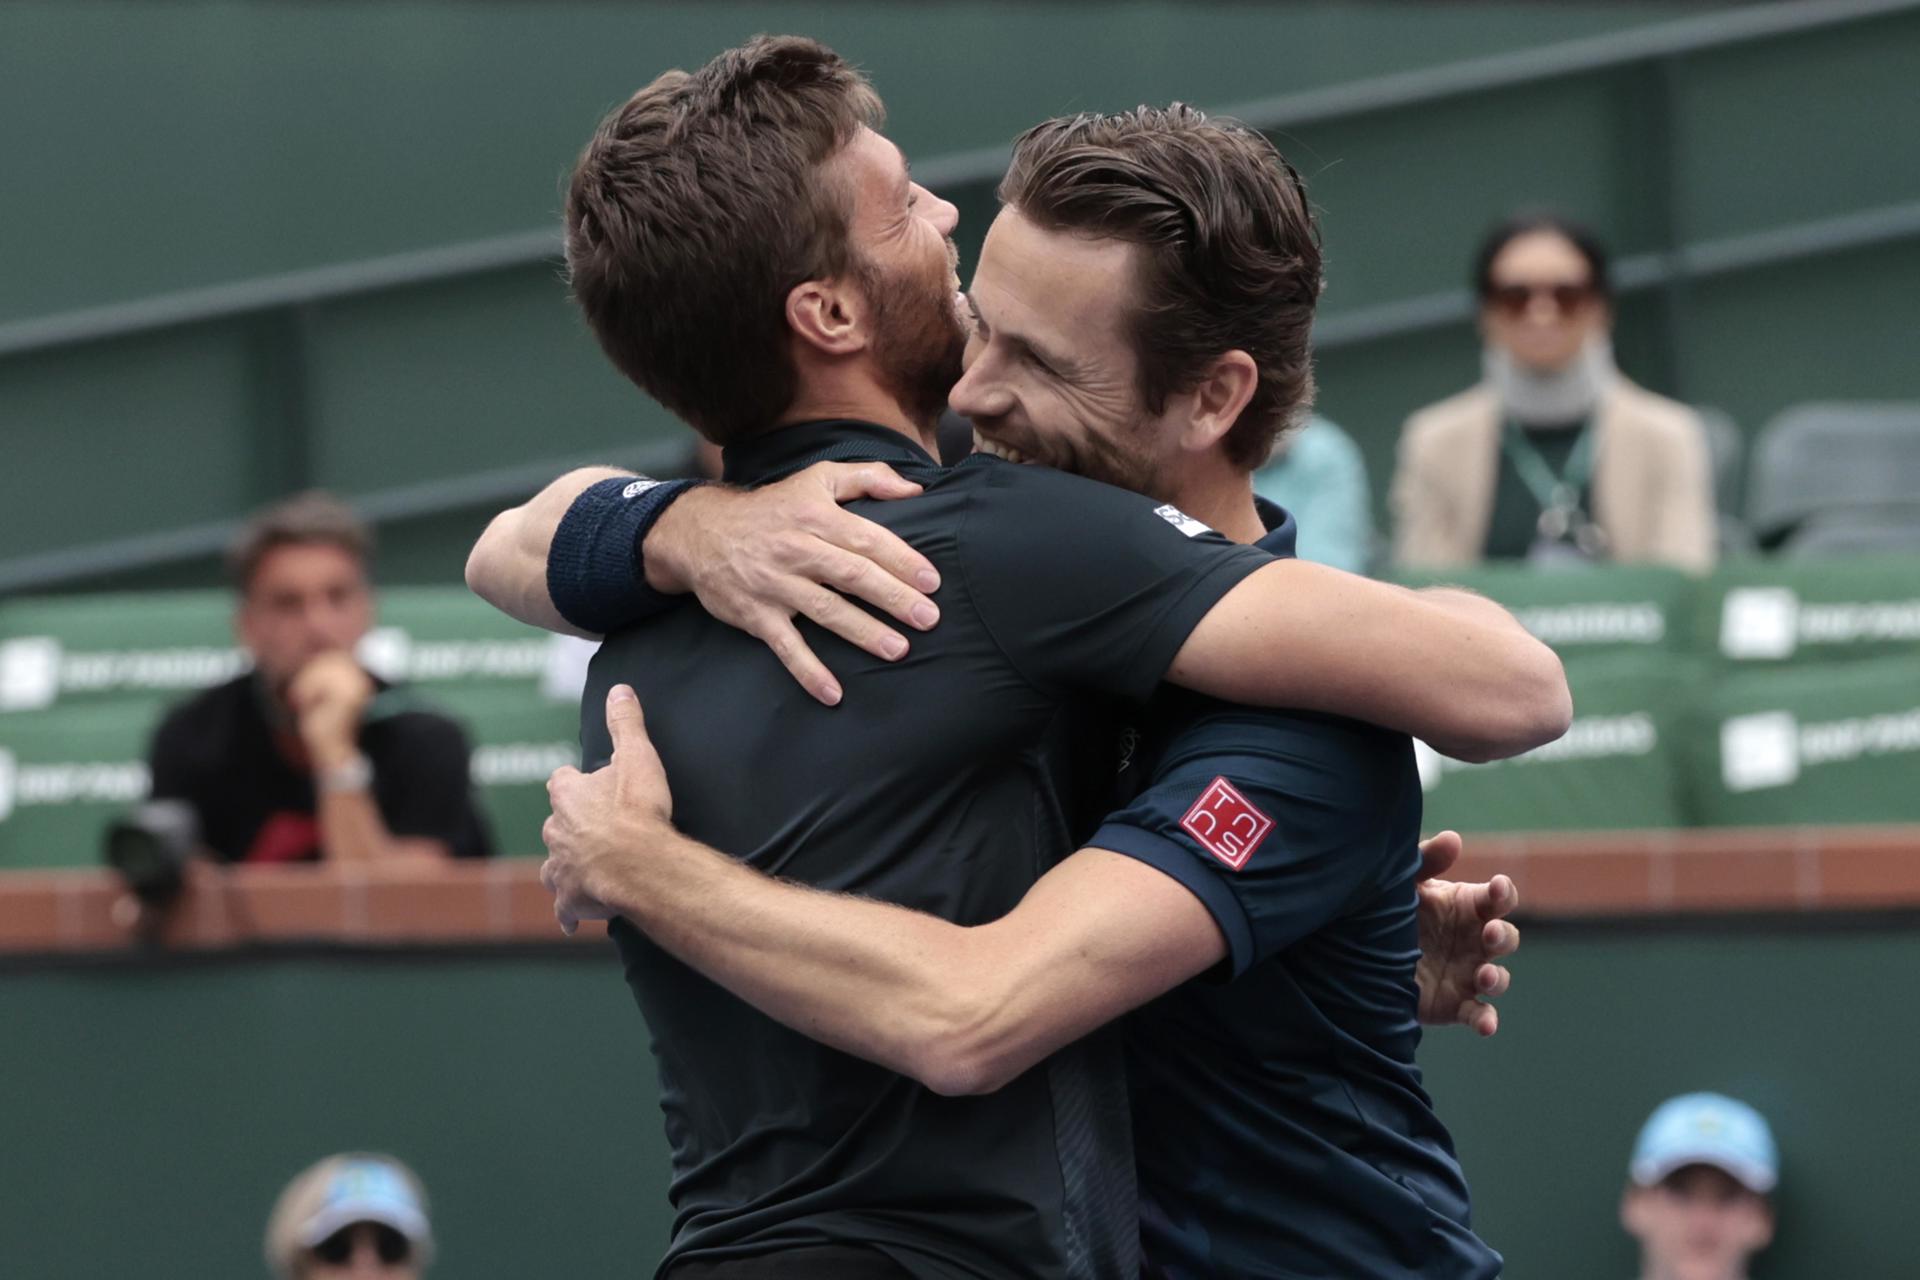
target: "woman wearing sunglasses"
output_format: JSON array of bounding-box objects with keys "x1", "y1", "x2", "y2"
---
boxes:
[
  {"x1": 265, "y1": 1153, "x2": 432, "y2": 1279},
  {"x1": 1391, "y1": 212, "x2": 1716, "y2": 571}
]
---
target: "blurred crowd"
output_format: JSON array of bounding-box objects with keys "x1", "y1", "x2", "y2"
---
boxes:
[{"x1": 257, "y1": 1093, "x2": 1781, "y2": 1280}]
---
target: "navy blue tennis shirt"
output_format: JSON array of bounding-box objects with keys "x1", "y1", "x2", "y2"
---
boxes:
[
  {"x1": 1099, "y1": 508, "x2": 1501, "y2": 1279},
  {"x1": 553, "y1": 420, "x2": 1275, "y2": 1279}
]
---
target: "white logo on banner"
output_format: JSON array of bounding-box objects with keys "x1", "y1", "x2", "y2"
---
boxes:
[
  {"x1": 469, "y1": 742, "x2": 579, "y2": 786},
  {"x1": 356, "y1": 627, "x2": 547, "y2": 683},
  {"x1": 0, "y1": 637, "x2": 63, "y2": 712},
  {"x1": 1721, "y1": 589, "x2": 1801, "y2": 660},
  {"x1": 1720, "y1": 712, "x2": 1801, "y2": 791},
  {"x1": 1417, "y1": 714, "x2": 1658, "y2": 792},
  {"x1": 1721, "y1": 587, "x2": 1920, "y2": 660},
  {"x1": 1513, "y1": 603, "x2": 1666, "y2": 647}
]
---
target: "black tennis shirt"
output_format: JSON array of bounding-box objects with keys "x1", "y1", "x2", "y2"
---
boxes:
[
  {"x1": 565, "y1": 420, "x2": 1273, "y2": 1279},
  {"x1": 147, "y1": 673, "x2": 491, "y2": 863}
]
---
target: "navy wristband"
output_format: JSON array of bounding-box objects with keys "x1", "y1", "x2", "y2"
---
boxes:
[{"x1": 546, "y1": 476, "x2": 705, "y2": 634}]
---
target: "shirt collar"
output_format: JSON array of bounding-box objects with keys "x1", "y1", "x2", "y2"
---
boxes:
[
  {"x1": 1255, "y1": 496, "x2": 1298, "y2": 558},
  {"x1": 721, "y1": 419, "x2": 938, "y2": 485}
]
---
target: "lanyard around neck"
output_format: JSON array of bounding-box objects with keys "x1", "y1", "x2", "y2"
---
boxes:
[{"x1": 1501, "y1": 417, "x2": 1596, "y2": 516}]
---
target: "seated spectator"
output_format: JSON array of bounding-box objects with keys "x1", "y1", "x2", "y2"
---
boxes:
[
  {"x1": 1252, "y1": 414, "x2": 1375, "y2": 573},
  {"x1": 265, "y1": 1152, "x2": 434, "y2": 1279},
  {"x1": 1621, "y1": 1092, "x2": 1778, "y2": 1280},
  {"x1": 1391, "y1": 213, "x2": 1716, "y2": 572},
  {"x1": 146, "y1": 492, "x2": 491, "y2": 864}
]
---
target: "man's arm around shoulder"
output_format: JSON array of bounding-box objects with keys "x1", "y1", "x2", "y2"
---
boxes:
[{"x1": 1167, "y1": 561, "x2": 1571, "y2": 762}]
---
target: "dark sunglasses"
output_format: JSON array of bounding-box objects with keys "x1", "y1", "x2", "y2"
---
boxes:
[
  {"x1": 311, "y1": 1222, "x2": 412, "y2": 1267},
  {"x1": 1485, "y1": 281, "x2": 1598, "y2": 318}
]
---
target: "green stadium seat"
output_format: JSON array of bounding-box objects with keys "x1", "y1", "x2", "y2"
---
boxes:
[
  {"x1": 1689, "y1": 657, "x2": 1920, "y2": 827},
  {"x1": 1416, "y1": 654, "x2": 1699, "y2": 833},
  {"x1": 359, "y1": 586, "x2": 559, "y2": 696},
  {"x1": 1746, "y1": 402, "x2": 1920, "y2": 551},
  {"x1": 1699, "y1": 556, "x2": 1920, "y2": 666},
  {"x1": 431, "y1": 684, "x2": 581, "y2": 858},
  {"x1": 0, "y1": 700, "x2": 154, "y2": 869},
  {"x1": 0, "y1": 591, "x2": 238, "y2": 714},
  {"x1": 1391, "y1": 563, "x2": 1700, "y2": 659},
  {"x1": 0, "y1": 587, "x2": 582, "y2": 865}
]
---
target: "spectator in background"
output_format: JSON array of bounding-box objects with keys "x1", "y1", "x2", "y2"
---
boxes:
[
  {"x1": 1391, "y1": 213, "x2": 1716, "y2": 572},
  {"x1": 1252, "y1": 414, "x2": 1376, "y2": 573},
  {"x1": 265, "y1": 1152, "x2": 434, "y2": 1279},
  {"x1": 146, "y1": 492, "x2": 491, "y2": 864},
  {"x1": 1621, "y1": 1093, "x2": 1778, "y2": 1280}
]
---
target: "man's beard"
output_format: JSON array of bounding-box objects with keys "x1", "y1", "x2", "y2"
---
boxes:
[
  {"x1": 858, "y1": 248, "x2": 967, "y2": 429},
  {"x1": 978, "y1": 413, "x2": 1161, "y2": 496}
]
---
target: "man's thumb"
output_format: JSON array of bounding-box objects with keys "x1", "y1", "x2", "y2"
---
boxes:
[{"x1": 606, "y1": 684, "x2": 645, "y2": 756}]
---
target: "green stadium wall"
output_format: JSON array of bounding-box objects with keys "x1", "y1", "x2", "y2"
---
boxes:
[
  {"x1": 7, "y1": 1, "x2": 1918, "y2": 592},
  {"x1": 2, "y1": 923, "x2": 1912, "y2": 1277}
]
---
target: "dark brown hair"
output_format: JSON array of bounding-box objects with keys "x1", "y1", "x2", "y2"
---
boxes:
[
  {"x1": 227, "y1": 491, "x2": 373, "y2": 593},
  {"x1": 999, "y1": 105, "x2": 1322, "y2": 470},
  {"x1": 1473, "y1": 210, "x2": 1613, "y2": 301},
  {"x1": 564, "y1": 36, "x2": 883, "y2": 445}
]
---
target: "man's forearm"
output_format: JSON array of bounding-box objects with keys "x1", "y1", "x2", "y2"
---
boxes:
[
  {"x1": 315, "y1": 786, "x2": 447, "y2": 864},
  {"x1": 593, "y1": 826, "x2": 996, "y2": 1093},
  {"x1": 466, "y1": 467, "x2": 638, "y2": 635},
  {"x1": 1168, "y1": 560, "x2": 1572, "y2": 762}
]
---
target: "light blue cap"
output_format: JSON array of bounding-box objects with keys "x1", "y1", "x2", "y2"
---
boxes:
[
  {"x1": 1630, "y1": 1092, "x2": 1778, "y2": 1194},
  {"x1": 297, "y1": 1157, "x2": 433, "y2": 1251}
]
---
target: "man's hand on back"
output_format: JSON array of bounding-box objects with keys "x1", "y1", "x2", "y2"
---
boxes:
[
  {"x1": 1413, "y1": 830, "x2": 1519, "y2": 1037},
  {"x1": 542, "y1": 685, "x2": 675, "y2": 935},
  {"x1": 645, "y1": 462, "x2": 944, "y2": 706}
]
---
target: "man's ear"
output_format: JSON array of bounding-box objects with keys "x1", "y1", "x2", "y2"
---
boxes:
[
  {"x1": 1178, "y1": 349, "x2": 1259, "y2": 453},
  {"x1": 786, "y1": 278, "x2": 869, "y2": 358},
  {"x1": 1619, "y1": 1186, "x2": 1650, "y2": 1239}
]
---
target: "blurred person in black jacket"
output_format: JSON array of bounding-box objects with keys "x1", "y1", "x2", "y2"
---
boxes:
[{"x1": 145, "y1": 492, "x2": 490, "y2": 865}]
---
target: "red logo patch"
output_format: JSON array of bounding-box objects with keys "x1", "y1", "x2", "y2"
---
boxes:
[{"x1": 1178, "y1": 777, "x2": 1274, "y2": 871}]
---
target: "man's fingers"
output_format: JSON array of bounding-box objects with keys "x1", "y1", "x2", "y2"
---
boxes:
[
  {"x1": 752, "y1": 615, "x2": 842, "y2": 707},
  {"x1": 811, "y1": 534, "x2": 940, "y2": 630},
  {"x1": 818, "y1": 460, "x2": 924, "y2": 504},
  {"x1": 789, "y1": 582, "x2": 914, "y2": 664},
  {"x1": 814, "y1": 505, "x2": 942, "y2": 599},
  {"x1": 1482, "y1": 919, "x2": 1521, "y2": 960},
  {"x1": 1416, "y1": 830, "x2": 1462, "y2": 881},
  {"x1": 539, "y1": 856, "x2": 558, "y2": 893},
  {"x1": 1466, "y1": 1000, "x2": 1500, "y2": 1038},
  {"x1": 1477, "y1": 963, "x2": 1512, "y2": 1000},
  {"x1": 1481, "y1": 873, "x2": 1519, "y2": 921},
  {"x1": 545, "y1": 766, "x2": 581, "y2": 797}
]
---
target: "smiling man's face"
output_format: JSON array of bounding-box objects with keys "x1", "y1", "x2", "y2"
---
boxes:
[{"x1": 948, "y1": 207, "x2": 1174, "y2": 495}]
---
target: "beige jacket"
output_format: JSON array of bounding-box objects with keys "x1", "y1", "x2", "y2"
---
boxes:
[{"x1": 1390, "y1": 377, "x2": 1717, "y2": 572}]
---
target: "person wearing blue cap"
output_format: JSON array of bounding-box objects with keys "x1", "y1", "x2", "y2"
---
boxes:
[
  {"x1": 1621, "y1": 1093, "x2": 1778, "y2": 1280},
  {"x1": 264, "y1": 1152, "x2": 433, "y2": 1279}
]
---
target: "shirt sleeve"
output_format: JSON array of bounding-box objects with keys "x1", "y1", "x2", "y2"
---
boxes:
[
  {"x1": 954, "y1": 461, "x2": 1273, "y2": 703},
  {"x1": 1089, "y1": 713, "x2": 1414, "y2": 978},
  {"x1": 364, "y1": 712, "x2": 494, "y2": 859}
]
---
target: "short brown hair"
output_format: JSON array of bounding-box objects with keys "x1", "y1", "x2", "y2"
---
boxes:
[
  {"x1": 564, "y1": 36, "x2": 883, "y2": 445},
  {"x1": 999, "y1": 106, "x2": 1322, "y2": 470},
  {"x1": 227, "y1": 491, "x2": 372, "y2": 593}
]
